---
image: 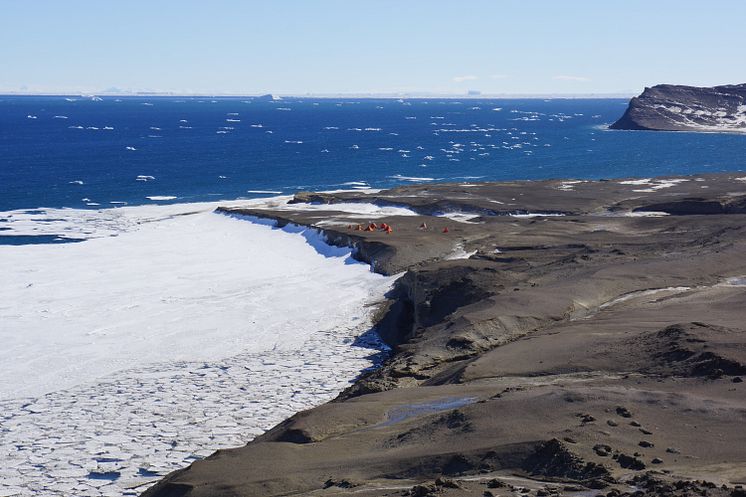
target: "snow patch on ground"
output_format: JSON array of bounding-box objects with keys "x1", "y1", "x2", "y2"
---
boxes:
[
  {"x1": 619, "y1": 177, "x2": 689, "y2": 192},
  {"x1": 445, "y1": 242, "x2": 478, "y2": 260},
  {"x1": 434, "y1": 211, "x2": 482, "y2": 223},
  {"x1": 275, "y1": 202, "x2": 418, "y2": 218}
]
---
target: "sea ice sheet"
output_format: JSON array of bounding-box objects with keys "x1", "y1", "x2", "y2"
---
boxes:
[{"x1": 0, "y1": 201, "x2": 396, "y2": 496}]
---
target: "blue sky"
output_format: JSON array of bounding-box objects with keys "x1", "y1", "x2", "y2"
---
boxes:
[{"x1": 2, "y1": 0, "x2": 745, "y2": 95}]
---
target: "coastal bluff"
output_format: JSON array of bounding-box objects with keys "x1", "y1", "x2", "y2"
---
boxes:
[
  {"x1": 611, "y1": 83, "x2": 746, "y2": 132},
  {"x1": 144, "y1": 174, "x2": 746, "y2": 497}
]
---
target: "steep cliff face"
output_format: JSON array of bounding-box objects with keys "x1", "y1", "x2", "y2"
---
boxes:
[{"x1": 611, "y1": 84, "x2": 746, "y2": 132}]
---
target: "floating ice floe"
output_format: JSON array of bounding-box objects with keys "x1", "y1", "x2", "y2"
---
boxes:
[
  {"x1": 53, "y1": 115, "x2": 68, "y2": 119},
  {"x1": 68, "y1": 180, "x2": 84, "y2": 185},
  {"x1": 125, "y1": 146, "x2": 137, "y2": 151},
  {"x1": 136, "y1": 175, "x2": 155, "y2": 182},
  {"x1": 146, "y1": 196, "x2": 178, "y2": 201},
  {"x1": 389, "y1": 174, "x2": 436, "y2": 182},
  {"x1": 26, "y1": 115, "x2": 37, "y2": 119}
]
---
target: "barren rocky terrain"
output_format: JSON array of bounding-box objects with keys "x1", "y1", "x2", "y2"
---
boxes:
[{"x1": 144, "y1": 173, "x2": 746, "y2": 497}]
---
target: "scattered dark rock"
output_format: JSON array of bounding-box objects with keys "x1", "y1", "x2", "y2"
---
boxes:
[
  {"x1": 487, "y1": 479, "x2": 506, "y2": 488},
  {"x1": 639, "y1": 440, "x2": 654, "y2": 448},
  {"x1": 522, "y1": 439, "x2": 611, "y2": 484},
  {"x1": 435, "y1": 477, "x2": 461, "y2": 489},
  {"x1": 616, "y1": 453, "x2": 646, "y2": 470},
  {"x1": 578, "y1": 413, "x2": 596, "y2": 423},
  {"x1": 640, "y1": 428, "x2": 653, "y2": 435},
  {"x1": 606, "y1": 419, "x2": 619, "y2": 427},
  {"x1": 563, "y1": 485, "x2": 584, "y2": 492},
  {"x1": 709, "y1": 368, "x2": 725, "y2": 380},
  {"x1": 651, "y1": 457, "x2": 664, "y2": 464},
  {"x1": 407, "y1": 483, "x2": 437, "y2": 497},
  {"x1": 666, "y1": 447, "x2": 680, "y2": 454},
  {"x1": 616, "y1": 406, "x2": 632, "y2": 418},
  {"x1": 733, "y1": 377, "x2": 743, "y2": 383},
  {"x1": 439, "y1": 454, "x2": 474, "y2": 476},
  {"x1": 323, "y1": 478, "x2": 355, "y2": 489},
  {"x1": 630, "y1": 421, "x2": 642, "y2": 427},
  {"x1": 593, "y1": 444, "x2": 612, "y2": 457}
]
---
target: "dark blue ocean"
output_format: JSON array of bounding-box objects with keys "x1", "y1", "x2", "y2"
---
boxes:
[{"x1": 2, "y1": 95, "x2": 746, "y2": 212}]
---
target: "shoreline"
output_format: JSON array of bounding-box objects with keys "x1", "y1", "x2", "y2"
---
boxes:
[{"x1": 145, "y1": 172, "x2": 746, "y2": 497}]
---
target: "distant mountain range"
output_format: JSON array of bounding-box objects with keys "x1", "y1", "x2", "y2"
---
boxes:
[{"x1": 611, "y1": 84, "x2": 746, "y2": 133}]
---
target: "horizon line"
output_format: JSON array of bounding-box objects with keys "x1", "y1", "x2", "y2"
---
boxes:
[{"x1": 0, "y1": 90, "x2": 636, "y2": 99}]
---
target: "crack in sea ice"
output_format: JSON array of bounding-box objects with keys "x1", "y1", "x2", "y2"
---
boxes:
[{"x1": 0, "y1": 320, "x2": 388, "y2": 497}]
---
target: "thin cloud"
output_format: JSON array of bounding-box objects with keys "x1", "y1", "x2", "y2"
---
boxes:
[
  {"x1": 552, "y1": 75, "x2": 591, "y2": 82},
  {"x1": 453, "y1": 75, "x2": 478, "y2": 83}
]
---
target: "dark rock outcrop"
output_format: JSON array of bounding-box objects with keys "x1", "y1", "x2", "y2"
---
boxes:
[{"x1": 611, "y1": 84, "x2": 746, "y2": 132}]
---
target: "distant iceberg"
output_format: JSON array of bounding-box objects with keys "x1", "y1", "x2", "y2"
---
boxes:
[{"x1": 254, "y1": 94, "x2": 281, "y2": 101}]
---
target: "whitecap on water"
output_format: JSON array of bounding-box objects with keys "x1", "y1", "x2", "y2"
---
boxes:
[
  {"x1": 388, "y1": 174, "x2": 436, "y2": 182},
  {"x1": 146, "y1": 196, "x2": 178, "y2": 201}
]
